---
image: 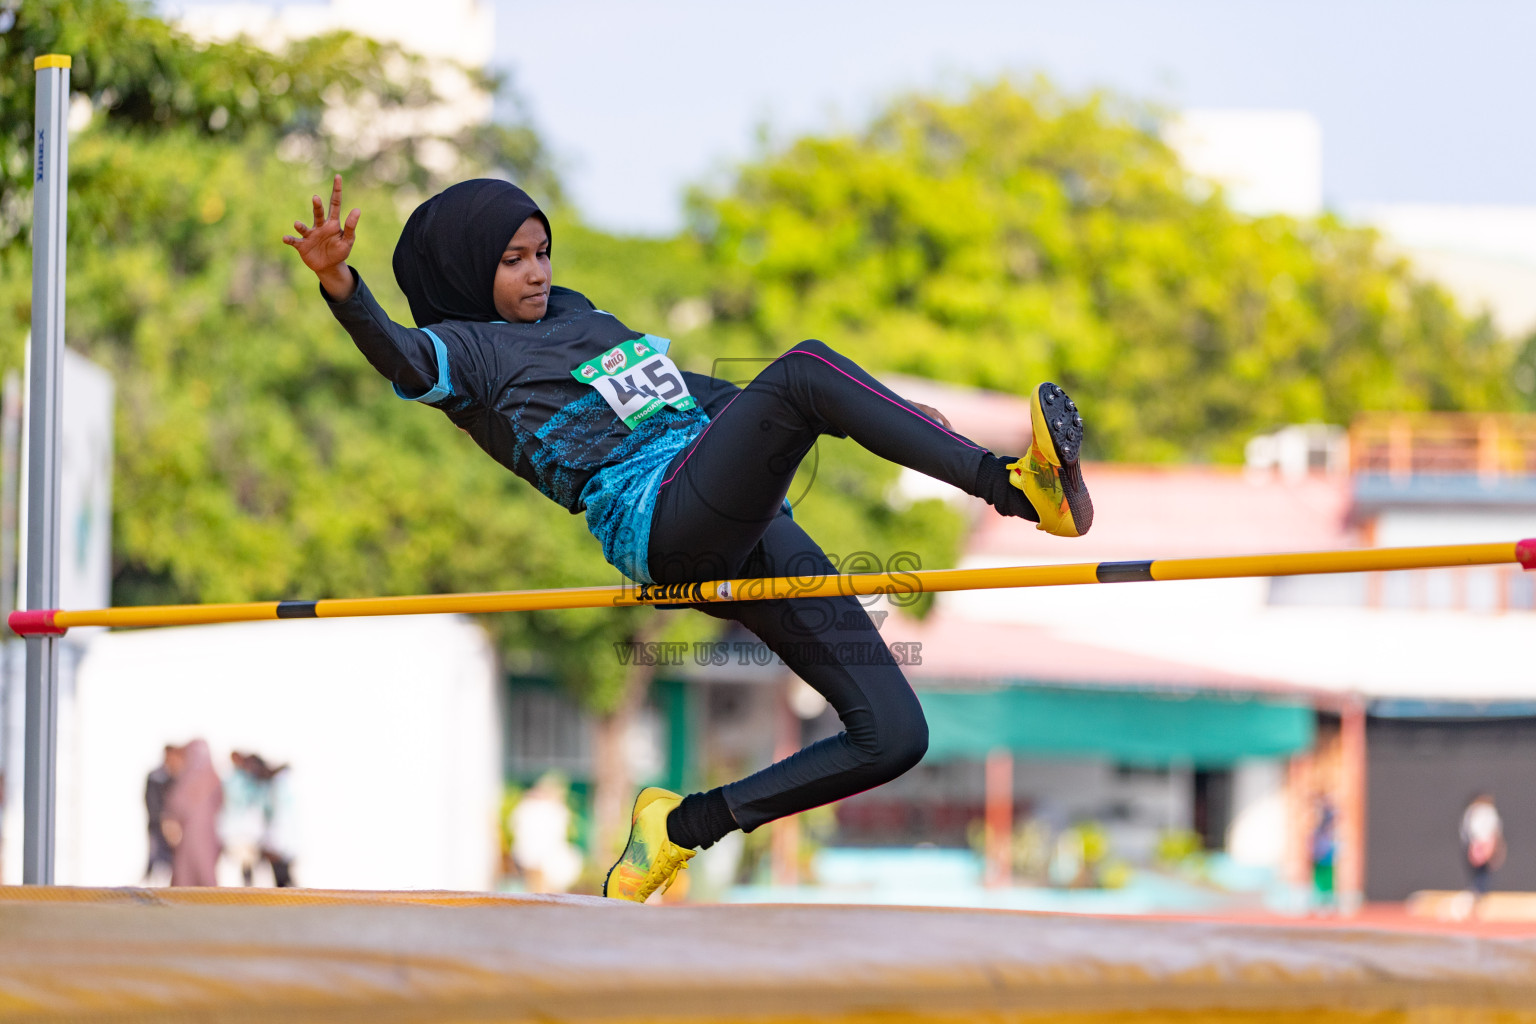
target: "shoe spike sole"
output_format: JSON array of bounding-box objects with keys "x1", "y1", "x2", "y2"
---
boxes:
[
  {"x1": 1037, "y1": 382, "x2": 1084, "y2": 468},
  {"x1": 1034, "y1": 382, "x2": 1093, "y2": 535}
]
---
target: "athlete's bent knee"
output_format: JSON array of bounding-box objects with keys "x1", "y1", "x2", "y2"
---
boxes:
[
  {"x1": 788, "y1": 338, "x2": 836, "y2": 360},
  {"x1": 865, "y1": 711, "x2": 928, "y2": 783},
  {"x1": 887, "y1": 716, "x2": 929, "y2": 776}
]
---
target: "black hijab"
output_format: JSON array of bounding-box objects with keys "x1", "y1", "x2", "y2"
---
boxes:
[{"x1": 392, "y1": 179, "x2": 551, "y2": 327}]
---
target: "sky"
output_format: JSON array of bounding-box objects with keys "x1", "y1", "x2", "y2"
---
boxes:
[
  {"x1": 164, "y1": 1, "x2": 1536, "y2": 235},
  {"x1": 492, "y1": 0, "x2": 1536, "y2": 235}
]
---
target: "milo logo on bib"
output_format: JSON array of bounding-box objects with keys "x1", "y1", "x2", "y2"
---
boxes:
[{"x1": 572, "y1": 335, "x2": 698, "y2": 429}]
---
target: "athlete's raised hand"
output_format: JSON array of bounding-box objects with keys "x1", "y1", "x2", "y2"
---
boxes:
[{"x1": 283, "y1": 174, "x2": 360, "y2": 302}]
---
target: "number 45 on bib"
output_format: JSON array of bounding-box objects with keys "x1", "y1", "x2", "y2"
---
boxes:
[{"x1": 573, "y1": 335, "x2": 698, "y2": 429}]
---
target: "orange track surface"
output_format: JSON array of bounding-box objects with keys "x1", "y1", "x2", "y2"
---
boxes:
[{"x1": 5, "y1": 887, "x2": 1536, "y2": 1022}]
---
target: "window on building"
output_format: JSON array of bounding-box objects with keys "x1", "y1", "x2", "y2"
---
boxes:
[
  {"x1": 1113, "y1": 764, "x2": 1171, "y2": 782},
  {"x1": 505, "y1": 682, "x2": 592, "y2": 778},
  {"x1": 1366, "y1": 568, "x2": 1534, "y2": 613},
  {"x1": 1192, "y1": 768, "x2": 1233, "y2": 851}
]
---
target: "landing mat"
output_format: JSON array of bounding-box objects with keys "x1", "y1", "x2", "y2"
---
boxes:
[{"x1": 4, "y1": 886, "x2": 1536, "y2": 1022}]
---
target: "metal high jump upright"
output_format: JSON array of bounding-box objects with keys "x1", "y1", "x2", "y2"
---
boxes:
[{"x1": 22, "y1": 54, "x2": 70, "y2": 885}]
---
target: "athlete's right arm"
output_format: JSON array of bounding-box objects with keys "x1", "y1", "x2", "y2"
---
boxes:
[
  {"x1": 321, "y1": 271, "x2": 439, "y2": 397},
  {"x1": 283, "y1": 174, "x2": 359, "y2": 303},
  {"x1": 284, "y1": 175, "x2": 439, "y2": 398}
]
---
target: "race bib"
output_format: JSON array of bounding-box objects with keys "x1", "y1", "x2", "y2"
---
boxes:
[{"x1": 572, "y1": 335, "x2": 697, "y2": 429}]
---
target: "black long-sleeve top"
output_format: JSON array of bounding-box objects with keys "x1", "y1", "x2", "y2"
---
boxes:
[{"x1": 323, "y1": 270, "x2": 740, "y2": 515}]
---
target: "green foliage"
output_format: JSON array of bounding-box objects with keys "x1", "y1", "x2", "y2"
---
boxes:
[
  {"x1": 1514, "y1": 331, "x2": 1536, "y2": 411},
  {"x1": 691, "y1": 79, "x2": 1516, "y2": 462},
  {"x1": 554, "y1": 224, "x2": 713, "y2": 331},
  {"x1": 1154, "y1": 827, "x2": 1207, "y2": 871}
]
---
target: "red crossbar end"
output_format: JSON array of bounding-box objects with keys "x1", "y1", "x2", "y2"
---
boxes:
[
  {"x1": 1519, "y1": 539, "x2": 1536, "y2": 571},
  {"x1": 9, "y1": 609, "x2": 66, "y2": 637}
]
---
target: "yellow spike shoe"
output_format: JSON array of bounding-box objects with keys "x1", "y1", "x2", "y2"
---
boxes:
[
  {"x1": 602, "y1": 787, "x2": 696, "y2": 903},
  {"x1": 1008, "y1": 382, "x2": 1093, "y2": 537}
]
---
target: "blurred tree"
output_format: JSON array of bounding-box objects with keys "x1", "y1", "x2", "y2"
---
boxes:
[
  {"x1": 690, "y1": 79, "x2": 1517, "y2": 463},
  {"x1": 1513, "y1": 331, "x2": 1536, "y2": 411}
]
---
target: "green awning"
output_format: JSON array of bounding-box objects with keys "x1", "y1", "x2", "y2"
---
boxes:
[{"x1": 919, "y1": 686, "x2": 1314, "y2": 766}]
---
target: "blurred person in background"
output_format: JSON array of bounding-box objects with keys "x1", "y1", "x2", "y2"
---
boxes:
[
  {"x1": 509, "y1": 772, "x2": 582, "y2": 893},
  {"x1": 250, "y1": 753, "x2": 298, "y2": 888},
  {"x1": 143, "y1": 744, "x2": 183, "y2": 885},
  {"x1": 1461, "y1": 792, "x2": 1505, "y2": 902},
  {"x1": 223, "y1": 752, "x2": 267, "y2": 886},
  {"x1": 164, "y1": 739, "x2": 223, "y2": 887},
  {"x1": 224, "y1": 752, "x2": 299, "y2": 887},
  {"x1": 1310, "y1": 793, "x2": 1337, "y2": 912}
]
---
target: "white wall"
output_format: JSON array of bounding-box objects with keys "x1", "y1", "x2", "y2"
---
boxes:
[
  {"x1": 1226, "y1": 758, "x2": 1287, "y2": 869},
  {"x1": 1352, "y1": 204, "x2": 1536, "y2": 336},
  {"x1": 4, "y1": 615, "x2": 502, "y2": 890}
]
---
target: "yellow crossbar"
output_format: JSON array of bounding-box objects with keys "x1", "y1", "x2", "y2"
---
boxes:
[{"x1": 9, "y1": 539, "x2": 1532, "y2": 636}]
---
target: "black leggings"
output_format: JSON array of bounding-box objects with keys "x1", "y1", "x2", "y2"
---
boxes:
[{"x1": 647, "y1": 339, "x2": 992, "y2": 831}]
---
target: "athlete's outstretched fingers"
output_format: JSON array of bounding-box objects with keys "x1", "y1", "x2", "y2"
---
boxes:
[
  {"x1": 311, "y1": 194, "x2": 325, "y2": 227},
  {"x1": 341, "y1": 207, "x2": 360, "y2": 242},
  {"x1": 327, "y1": 174, "x2": 344, "y2": 223}
]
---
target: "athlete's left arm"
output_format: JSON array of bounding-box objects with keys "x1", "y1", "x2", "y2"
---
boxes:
[
  {"x1": 681, "y1": 372, "x2": 742, "y2": 419},
  {"x1": 907, "y1": 400, "x2": 952, "y2": 430}
]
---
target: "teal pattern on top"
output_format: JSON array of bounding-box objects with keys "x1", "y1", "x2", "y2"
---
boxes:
[{"x1": 580, "y1": 416, "x2": 707, "y2": 584}]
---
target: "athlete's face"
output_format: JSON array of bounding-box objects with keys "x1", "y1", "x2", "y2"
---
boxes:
[{"x1": 493, "y1": 215, "x2": 551, "y2": 322}]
